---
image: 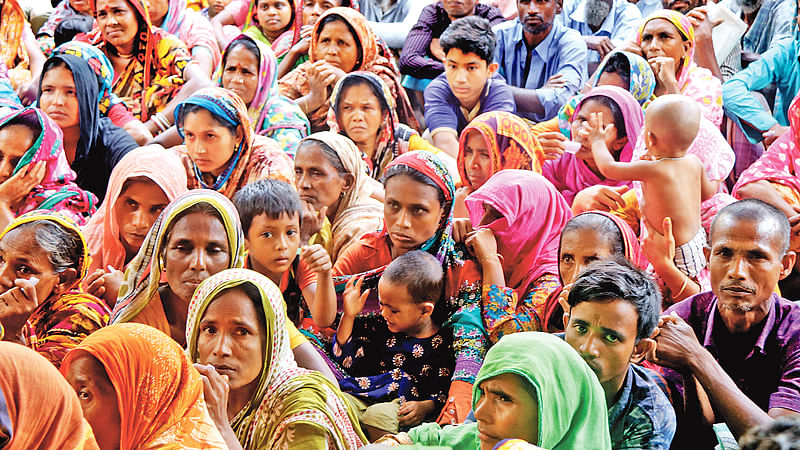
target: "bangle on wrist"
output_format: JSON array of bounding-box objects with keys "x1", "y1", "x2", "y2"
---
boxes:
[
  {"x1": 672, "y1": 277, "x2": 689, "y2": 300},
  {"x1": 479, "y1": 253, "x2": 503, "y2": 266}
]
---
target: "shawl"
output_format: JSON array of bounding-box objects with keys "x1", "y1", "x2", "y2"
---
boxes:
[
  {"x1": 61, "y1": 323, "x2": 227, "y2": 449},
  {"x1": 83, "y1": 145, "x2": 188, "y2": 275},
  {"x1": 111, "y1": 189, "x2": 246, "y2": 324},
  {"x1": 270, "y1": 0, "x2": 358, "y2": 60},
  {"x1": 0, "y1": 107, "x2": 97, "y2": 225},
  {"x1": 242, "y1": 0, "x2": 295, "y2": 44},
  {"x1": 458, "y1": 112, "x2": 545, "y2": 190},
  {"x1": 465, "y1": 170, "x2": 571, "y2": 297},
  {"x1": 0, "y1": 0, "x2": 27, "y2": 71},
  {"x1": 186, "y1": 269, "x2": 367, "y2": 449},
  {"x1": 159, "y1": 0, "x2": 221, "y2": 65},
  {"x1": 408, "y1": 332, "x2": 611, "y2": 450},
  {"x1": 302, "y1": 132, "x2": 384, "y2": 261},
  {"x1": 0, "y1": 342, "x2": 99, "y2": 450},
  {"x1": 52, "y1": 41, "x2": 123, "y2": 117}
]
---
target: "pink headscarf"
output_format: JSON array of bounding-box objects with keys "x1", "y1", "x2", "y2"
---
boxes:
[{"x1": 465, "y1": 170, "x2": 572, "y2": 297}]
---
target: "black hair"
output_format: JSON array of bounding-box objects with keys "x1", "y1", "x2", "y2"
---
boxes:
[
  {"x1": 212, "y1": 282, "x2": 268, "y2": 332},
  {"x1": 599, "y1": 52, "x2": 631, "y2": 89},
  {"x1": 317, "y1": 14, "x2": 363, "y2": 69},
  {"x1": 711, "y1": 199, "x2": 791, "y2": 254},
  {"x1": 222, "y1": 36, "x2": 261, "y2": 70},
  {"x1": 297, "y1": 139, "x2": 349, "y2": 176},
  {"x1": 334, "y1": 74, "x2": 390, "y2": 117},
  {"x1": 561, "y1": 213, "x2": 625, "y2": 257},
  {"x1": 233, "y1": 179, "x2": 302, "y2": 235},
  {"x1": 177, "y1": 103, "x2": 239, "y2": 136},
  {"x1": 54, "y1": 15, "x2": 95, "y2": 47},
  {"x1": 581, "y1": 95, "x2": 626, "y2": 140},
  {"x1": 383, "y1": 250, "x2": 444, "y2": 305},
  {"x1": 438, "y1": 16, "x2": 497, "y2": 64},
  {"x1": 739, "y1": 416, "x2": 800, "y2": 450},
  {"x1": 567, "y1": 257, "x2": 661, "y2": 341},
  {"x1": 382, "y1": 164, "x2": 447, "y2": 208}
]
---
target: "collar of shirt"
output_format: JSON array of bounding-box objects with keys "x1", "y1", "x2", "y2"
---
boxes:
[
  {"x1": 568, "y1": 0, "x2": 617, "y2": 37},
  {"x1": 702, "y1": 293, "x2": 779, "y2": 358},
  {"x1": 510, "y1": 19, "x2": 561, "y2": 62}
]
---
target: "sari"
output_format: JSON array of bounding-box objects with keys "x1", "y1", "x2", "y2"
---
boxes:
[
  {"x1": 0, "y1": 0, "x2": 29, "y2": 89},
  {"x1": 83, "y1": 145, "x2": 188, "y2": 275},
  {"x1": 0, "y1": 342, "x2": 99, "y2": 450},
  {"x1": 0, "y1": 107, "x2": 97, "y2": 225},
  {"x1": 465, "y1": 170, "x2": 571, "y2": 340},
  {"x1": 36, "y1": 0, "x2": 93, "y2": 56},
  {"x1": 159, "y1": 0, "x2": 221, "y2": 66},
  {"x1": 278, "y1": 7, "x2": 416, "y2": 132},
  {"x1": 173, "y1": 87, "x2": 294, "y2": 199},
  {"x1": 186, "y1": 268, "x2": 366, "y2": 449},
  {"x1": 270, "y1": 0, "x2": 358, "y2": 62},
  {"x1": 61, "y1": 323, "x2": 227, "y2": 449},
  {"x1": 0, "y1": 211, "x2": 110, "y2": 367},
  {"x1": 217, "y1": 34, "x2": 310, "y2": 156}
]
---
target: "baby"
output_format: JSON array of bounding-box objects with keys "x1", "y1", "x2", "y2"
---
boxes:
[{"x1": 582, "y1": 94, "x2": 715, "y2": 279}]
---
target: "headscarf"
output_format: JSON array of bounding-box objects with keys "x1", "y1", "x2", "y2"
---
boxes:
[
  {"x1": 242, "y1": 0, "x2": 296, "y2": 44},
  {"x1": 0, "y1": 107, "x2": 97, "y2": 224},
  {"x1": 465, "y1": 170, "x2": 571, "y2": 297},
  {"x1": 186, "y1": 269, "x2": 367, "y2": 449},
  {"x1": 0, "y1": 0, "x2": 27, "y2": 72},
  {"x1": 61, "y1": 323, "x2": 227, "y2": 449},
  {"x1": 270, "y1": 0, "x2": 359, "y2": 60},
  {"x1": 52, "y1": 41, "x2": 122, "y2": 117},
  {"x1": 111, "y1": 189, "x2": 245, "y2": 324},
  {"x1": 0, "y1": 342, "x2": 99, "y2": 450},
  {"x1": 83, "y1": 145, "x2": 188, "y2": 275},
  {"x1": 161, "y1": 0, "x2": 189, "y2": 35},
  {"x1": 458, "y1": 112, "x2": 545, "y2": 189},
  {"x1": 637, "y1": 10, "x2": 695, "y2": 88}
]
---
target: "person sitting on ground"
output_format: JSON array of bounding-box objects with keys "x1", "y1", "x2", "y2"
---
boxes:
[
  {"x1": 35, "y1": 0, "x2": 93, "y2": 56},
  {"x1": 145, "y1": 0, "x2": 221, "y2": 76},
  {"x1": 52, "y1": 15, "x2": 95, "y2": 49},
  {"x1": 559, "y1": 0, "x2": 641, "y2": 64},
  {"x1": 335, "y1": 250, "x2": 455, "y2": 440},
  {"x1": 362, "y1": 0, "x2": 428, "y2": 50},
  {"x1": 424, "y1": 16, "x2": 515, "y2": 159}
]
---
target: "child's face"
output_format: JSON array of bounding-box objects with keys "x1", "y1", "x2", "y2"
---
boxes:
[
  {"x1": 377, "y1": 278, "x2": 429, "y2": 335},
  {"x1": 256, "y1": 0, "x2": 293, "y2": 37},
  {"x1": 245, "y1": 212, "x2": 301, "y2": 278},
  {"x1": 210, "y1": 0, "x2": 233, "y2": 16},
  {"x1": 302, "y1": 0, "x2": 339, "y2": 26},
  {"x1": 444, "y1": 48, "x2": 497, "y2": 109}
]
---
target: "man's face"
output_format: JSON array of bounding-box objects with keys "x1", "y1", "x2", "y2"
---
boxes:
[
  {"x1": 443, "y1": 0, "x2": 478, "y2": 19},
  {"x1": 517, "y1": 0, "x2": 559, "y2": 35},
  {"x1": 736, "y1": 0, "x2": 763, "y2": 13},
  {"x1": 660, "y1": 0, "x2": 705, "y2": 14}
]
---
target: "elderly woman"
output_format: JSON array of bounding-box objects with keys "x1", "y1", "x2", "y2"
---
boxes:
[
  {"x1": 186, "y1": 268, "x2": 366, "y2": 449},
  {"x1": 0, "y1": 211, "x2": 109, "y2": 367}
]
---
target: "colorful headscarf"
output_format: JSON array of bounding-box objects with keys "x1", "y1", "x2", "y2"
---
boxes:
[
  {"x1": 61, "y1": 324, "x2": 227, "y2": 449},
  {"x1": 186, "y1": 269, "x2": 367, "y2": 449},
  {"x1": 83, "y1": 145, "x2": 188, "y2": 275},
  {"x1": 52, "y1": 41, "x2": 121, "y2": 117},
  {"x1": 0, "y1": 0, "x2": 27, "y2": 72},
  {"x1": 242, "y1": 0, "x2": 296, "y2": 43},
  {"x1": 270, "y1": 0, "x2": 358, "y2": 60},
  {"x1": 458, "y1": 112, "x2": 545, "y2": 189},
  {"x1": 111, "y1": 189, "x2": 245, "y2": 324},
  {"x1": 637, "y1": 10, "x2": 694, "y2": 87}
]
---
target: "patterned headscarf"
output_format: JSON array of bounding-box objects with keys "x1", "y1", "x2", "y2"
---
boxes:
[
  {"x1": 270, "y1": 0, "x2": 358, "y2": 60},
  {"x1": 52, "y1": 41, "x2": 121, "y2": 117}
]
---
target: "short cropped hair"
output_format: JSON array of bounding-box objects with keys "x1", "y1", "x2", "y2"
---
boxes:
[
  {"x1": 710, "y1": 199, "x2": 791, "y2": 254},
  {"x1": 439, "y1": 16, "x2": 497, "y2": 64},
  {"x1": 232, "y1": 179, "x2": 302, "y2": 235},
  {"x1": 383, "y1": 250, "x2": 444, "y2": 305},
  {"x1": 54, "y1": 15, "x2": 94, "y2": 47},
  {"x1": 567, "y1": 257, "x2": 661, "y2": 340}
]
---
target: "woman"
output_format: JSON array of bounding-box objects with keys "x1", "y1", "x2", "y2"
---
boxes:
[
  {"x1": 186, "y1": 268, "x2": 366, "y2": 449},
  {"x1": 0, "y1": 211, "x2": 109, "y2": 367},
  {"x1": 278, "y1": 7, "x2": 415, "y2": 132},
  {"x1": 294, "y1": 132, "x2": 384, "y2": 263},
  {"x1": 454, "y1": 112, "x2": 545, "y2": 218},
  {"x1": 0, "y1": 342, "x2": 99, "y2": 449},
  {"x1": 379, "y1": 332, "x2": 611, "y2": 450},
  {"x1": 37, "y1": 53, "x2": 138, "y2": 201},
  {"x1": 218, "y1": 34, "x2": 310, "y2": 156},
  {"x1": 148, "y1": 0, "x2": 221, "y2": 75},
  {"x1": 0, "y1": 107, "x2": 97, "y2": 229},
  {"x1": 61, "y1": 323, "x2": 227, "y2": 449},
  {"x1": 36, "y1": 0, "x2": 94, "y2": 56},
  {"x1": 1, "y1": 0, "x2": 46, "y2": 103}
]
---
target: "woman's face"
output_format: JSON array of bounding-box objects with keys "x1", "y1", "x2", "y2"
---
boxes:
[
  {"x1": 196, "y1": 288, "x2": 266, "y2": 394},
  {"x1": 294, "y1": 143, "x2": 350, "y2": 212},
  {"x1": 639, "y1": 19, "x2": 691, "y2": 76},
  {"x1": 337, "y1": 83, "x2": 385, "y2": 150},
  {"x1": 65, "y1": 353, "x2": 121, "y2": 450},
  {"x1": 222, "y1": 45, "x2": 260, "y2": 106},
  {"x1": 302, "y1": 0, "x2": 339, "y2": 26},
  {"x1": 571, "y1": 99, "x2": 627, "y2": 170},
  {"x1": 314, "y1": 19, "x2": 359, "y2": 72},
  {"x1": 163, "y1": 212, "x2": 231, "y2": 303},
  {"x1": 70, "y1": 0, "x2": 92, "y2": 14},
  {"x1": 473, "y1": 372, "x2": 539, "y2": 450},
  {"x1": 183, "y1": 109, "x2": 243, "y2": 177},
  {"x1": 114, "y1": 179, "x2": 170, "y2": 260},
  {"x1": 40, "y1": 65, "x2": 81, "y2": 132},
  {"x1": 559, "y1": 226, "x2": 617, "y2": 285},
  {"x1": 146, "y1": 0, "x2": 169, "y2": 25},
  {"x1": 462, "y1": 130, "x2": 492, "y2": 189},
  {"x1": 95, "y1": 0, "x2": 140, "y2": 50},
  {"x1": 256, "y1": 0, "x2": 293, "y2": 38},
  {"x1": 384, "y1": 174, "x2": 446, "y2": 257},
  {"x1": 0, "y1": 125, "x2": 35, "y2": 184},
  {"x1": 0, "y1": 227, "x2": 66, "y2": 308},
  {"x1": 596, "y1": 71, "x2": 628, "y2": 90}
]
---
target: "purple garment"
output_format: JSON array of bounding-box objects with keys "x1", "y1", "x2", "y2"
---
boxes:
[
  {"x1": 423, "y1": 73, "x2": 516, "y2": 134},
  {"x1": 398, "y1": 1, "x2": 504, "y2": 79}
]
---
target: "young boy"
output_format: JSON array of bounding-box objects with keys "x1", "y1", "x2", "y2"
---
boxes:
[
  {"x1": 333, "y1": 251, "x2": 454, "y2": 440},
  {"x1": 232, "y1": 179, "x2": 337, "y2": 328},
  {"x1": 424, "y1": 15, "x2": 516, "y2": 158},
  {"x1": 582, "y1": 94, "x2": 716, "y2": 279},
  {"x1": 564, "y1": 258, "x2": 676, "y2": 449}
]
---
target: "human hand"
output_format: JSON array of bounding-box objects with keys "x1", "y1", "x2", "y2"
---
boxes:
[
  {"x1": 299, "y1": 200, "x2": 327, "y2": 245},
  {"x1": 648, "y1": 56, "x2": 679, "y2": 93},
  {"x1": 430, "y1": 38, "x2": 446, "y2": 61},
  {"x1": 123, "y1": 120, "x2": 154, "y2": 145},
  {"x1": 342, "y1": 276, "x2": 368, "y2": 318},
  {"x1": 763, "y1": 124, "x2": 790, "y2": 148},
  {"x1": 584, "y1": 35, "x2": 615, "y2": 58},
  {"x1": 300, "y1": 244, "x2": 332, "y2": 274},
  {"x1": 452, "y1": 218, "x2": 474, "y2": 243},
  {"x1": 616, "y1": 41, "x2": 643, "y2": 57},
  {"x1": 0, "y1": 277, "x2": 40, "y2": 338},
  {"x1": 577, "y1": 112, "x2": 616, "y2": 146},
  {"x1": 537, "y1": 131, "x2": 567, "y2": 161},
  {"x1": 465, "y1": 228, "x2": 499, "y2": 264},
  {"x1": 85, "y1": 266, "x2": 125, "y2": 307},
  {"x1": 788, "y1": 206, "x2": 800, "y2": 252},
  {"x1": 0, "y1": 161, "x2": 46, "y2": 209},
  {"x1": 648, "y1": 312, "x2": 703, "y2": 369},
  {"x1": 543, "y1": 73, "x2": 567, "y2": 89},
  {"x1": 571, "y1": 185, "x2": 629, "y2": 213},
  {"x1": 642, "y1": 216, "x2": 676, "y2": 269},
  {"x1": 556, "y1": 283, "x2": 573, "y2": 315},
  {"x1": 305, "y1": 61, "x2": 341, "y2": 110},
  {"x1": 687, "y1": 6, "x2": 722, "y2": 45},
  {"x1": 194, "y1": 364, "x2": 231, "y2": 430},
  {"x1": 15, "y1": 80, "x2": 37, "y2": 106},
  {"x1": 398, "y1": 400, "x2": 436, "y2": 427}
]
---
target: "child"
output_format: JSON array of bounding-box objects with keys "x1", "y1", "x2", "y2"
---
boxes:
[
  {"x1": 582, "y1": 94, "x2": 716, "y2": 279},
  {"x1": 203, "y1": 0, "x2": 233, "y2": 19},
  {"x1": 232, "y1": 179, "x2": 337, "y2": 328},
  {"x1": 424, "y1": 15, "x2": 515, "y2": 158},
  {"x1": 333, "y1": 251, "x2": 455, "y2": 440}
]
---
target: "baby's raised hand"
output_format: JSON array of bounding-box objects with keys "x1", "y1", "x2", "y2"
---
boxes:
[
  {"x1": 342, "y1": 276, "x2": 369, "y2": 318},
  {"x1": 582, "y1": 112, "x2": 616, "y2": 145}
]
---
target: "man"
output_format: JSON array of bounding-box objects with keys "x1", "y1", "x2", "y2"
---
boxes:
[
  {"x1": 559, "y1": 0, "x2": 640, "y2": 63},
  {"x1": 650, "y1": 199, "x2": 800, "y2": 447},
  {"x1": 564, "y1": 258, "x2": 676, "y2": 449},
  {"x1": 361, "y1": 0, "x2": 429, "y2": 49},
  {"x1": 492, "y1": 0, "x2": 587, "y2": 121}
]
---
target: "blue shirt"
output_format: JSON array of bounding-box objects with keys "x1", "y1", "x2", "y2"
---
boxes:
[
  {"x1": 719, "y1": 0, "x2": 795, "y2": 55},
  {"x1": 559, "y1": 0, "x2": 642, "y2": 62},
  {"x1": 609, "y1": 364, "x2": 676, "y2": 450},
  {"x1": 493, "y1": 19, "x2": 588, "y2": 121},
  {"x1": 423, "y1": 72, "x2": 516, "y2": 134}
]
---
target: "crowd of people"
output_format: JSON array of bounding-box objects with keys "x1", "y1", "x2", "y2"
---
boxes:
[{"x1": 2, "y1": 0, "x2": 800, "y2": 446}]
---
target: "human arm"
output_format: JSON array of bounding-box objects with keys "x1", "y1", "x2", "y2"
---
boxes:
[
  {"x1": 17, "y1": 26, "x2": 47, "y2": 104},
  {"x1": 687, "y1": 6, "x2": 724, "y2": 80},
  {"x1": 699, "y1": 161, "x2": 717, "y2": 202},
  {"x1": 276, "y1": 26, "x2": 312, "y2": 79},
  {"x1": 580, "y1": 111, "x2": 654, "y2": 181},
  {"x1": 368, "y1": 0, "x2": 427, "y2": 49},
  {"x1": 294, "y1": 61, "x2": 344, "y2": 116},
  {"x1": 431, "y1": 131, "x2": 459, "y2": 160},
  {"x1": 570, "y1": 184, "x2": 630, "y2": 213},
  {"x1": 84, "y1": 267, "x2": 125, "y2": 309},
  {"x1": 299, "y1": 245, "x2": 337, "y2": 328},
  {"x1": 191, "y1": 46, "x2": 216, "y2": 78},
  {"x1": 423, "y1": 76, "x2": 464, "y2": 159},
  {"x1": 292, "y1": 340, "x2": 337, "y2": 383},
  {"x1": 145, "y1": 63, "x2": 213, "y2": 136},
  {"x1": 194, "y1": 364, "x2": 245, "y2": 450},
  {"x1": 0, "y1": 160, "x2": 46, "y2": 228},
  {"x1": 0, "y1": 278, "x2": 42, "y2": 342},
  {"x1": 149, "y1": 125, "x2": 184, "y2": 148},
  {"x1": 465, "y1": 228, "x2": 504, "y2": 288},
  {"x1": 398, "y1": 400, "x2": 437, "y2": 428},
  {"x1": 336, "y1": 276, "x2": 369, "y2": 346},
  {"x1": 210, "y1": 8, "x2": 238, "y2": 50},
  {"x1": 736, "y1": 180, "x2": 798, "y2": 218},
  {"x1": 397, "y1": 4, "x2": 444, "y2": 78},
  {"x1": 642, "y1": 218, "x2": 701, "y2": 304}
]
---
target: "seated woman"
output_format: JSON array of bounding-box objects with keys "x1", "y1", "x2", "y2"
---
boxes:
[
  {"x1": 2, "y1": 0, "x2": 46, "y2": 103},
  {"x1": 35, "y1": 0, "x2": 94, "y2": 56},
  {"x1": 186, "y1": 268, "x2": 367, "y2": 449},
  {"x1": 295, "y1": 132, "x2": 383, "y2": 263},
  {"x1": 37, "y1": 53, "x2": 138, "y2": 201},
  {"x1": 379, "y1": 332, "x2": 611, "y2": 450},
  {"x1": 61, "y1": 323, "x2": 227, "y2": 449},
  {"x1": 278, "y1": 7, "x2": 415, "y2": 132},
  {"x1": 173, "y1": 87, "x2": 294, "y2": 199},
  {"x1": 453, "y1": 112, "x2": 545, "y2": 218},
  {"x1": 0, "y1": 211, "x2": 109, "y2": 367},
  {"x1": 148, "y1": 0, "x2": 221, "y2": 76},
  {"x1": 0, "y1": 342, "x2": 99, "y2": 448},
  {"x1": 0, "y1": 107, "x2": 97, "y2": 229}
]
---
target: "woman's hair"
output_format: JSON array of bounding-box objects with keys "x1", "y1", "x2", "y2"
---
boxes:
[
  {"x1": 334, "y1": 75, "x2": 389, "y2": 117},
  {"x1": 382, "y1": 164, "x2": 446, "y2": 207},
  {"x1": 176, "y1": 103, "x2": 239, "y2": 136},
  {"x1": 599, "y1": 52, "x2": 631, "y2": 88},
  {"x1": 316, "y1": 14, "x2": 363, "y2": 69},
  {"x1": 11, "y1": 220, "x2": 83, "y2": 273},
  {"x1": 212, "y1": 283, "x2": 267, "y2": 330},
  {"x1": 298, "y1": 139, "x2": 349, "y2": 176},
  {"x1": 581, "y1": 95, "x2": 626, "y2": 140},
  {"x1": 561, "y1": 213, "x2": 625, "y2": 257},
  {"x1": 222, "y1": 36, "x2": 261, "y2": 71}
]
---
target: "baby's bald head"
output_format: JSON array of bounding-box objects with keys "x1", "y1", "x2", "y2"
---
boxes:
[{"x1": 645, "y1": 94, "x2": 701, "y2": 156}]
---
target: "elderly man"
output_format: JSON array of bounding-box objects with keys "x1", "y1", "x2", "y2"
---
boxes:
[
  {"x1": 650, "y1": 199, "x2": 800, "y2": 448},
  {"x1": 558, "y1": 0, "x2": 640, "y2": 63}
]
